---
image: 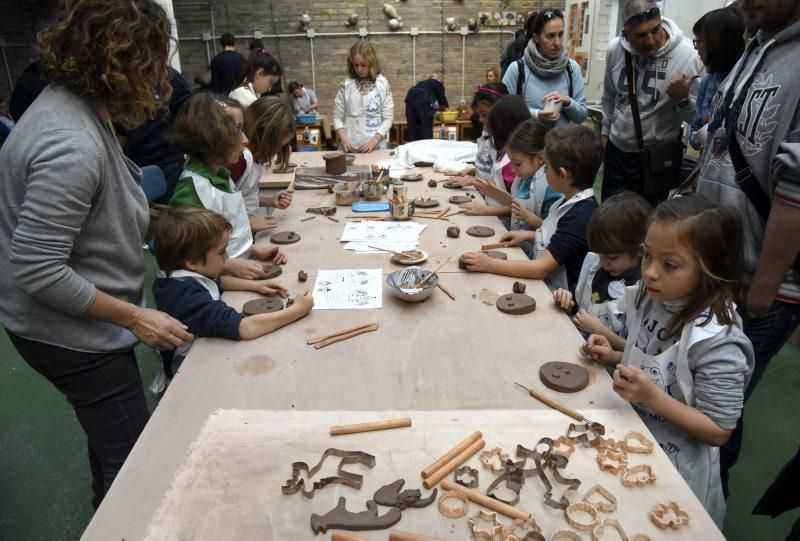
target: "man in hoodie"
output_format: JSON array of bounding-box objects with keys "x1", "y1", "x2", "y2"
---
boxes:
[
  {"x1": 695, "y1": 0, "x2": 800, "y2": 497},
  {"x1": 600, "y1": 0, "x2": 703, "y2": 203}
]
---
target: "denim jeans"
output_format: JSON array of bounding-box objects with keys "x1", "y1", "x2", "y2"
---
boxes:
[
  {"x1": 8, "y1": 332, "x2": 150, "y2": 509},
  {"x1": 720, "y1": 300, "x2": 800, "y2": 497}
]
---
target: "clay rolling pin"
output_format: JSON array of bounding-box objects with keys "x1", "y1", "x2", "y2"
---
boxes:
[
  {"x1": 421, "y1": 431, "x2": 482, "y2": 478},
  {"x1": 441, "y1": 479, "x2": 531, "y2": 520},
  {"x1": 330, "y1": 417, "x2": 412, "y2": 436}
]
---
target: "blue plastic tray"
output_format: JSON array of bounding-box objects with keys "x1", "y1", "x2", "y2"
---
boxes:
[{"x1": 352, "y1": 202, "x2": 390, "y2": 212}]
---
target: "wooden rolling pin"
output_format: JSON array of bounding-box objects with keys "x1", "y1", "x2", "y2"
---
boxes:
[
  {"x1": 390, "y1": 531, "x2": 444, "y2": 541},
  {"x1": 331, "y1": 532, "x2": 367, "y2": 541},
  {"x1": 421, "y1": 431, "x2": 482, "y2": 478},
  {"x1": 330, "y1": 417, "x2": 411, "y2": 436},
  {"x1": 422, "y1": 438, "x2": 485, "y2": 489},
  {"x1": 441, "y1": 479, "x2": 531, "y2": 520},
  {"x1": 313, "y1": 324, "x2": 379, "y2": 349}
]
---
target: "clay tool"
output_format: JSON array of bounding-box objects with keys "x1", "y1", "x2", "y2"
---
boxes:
[
  {"x1": 327, "y1": 216, "x2": 340, "y2": 223},
  {"x1": 437, "y1": 282, "x2": 455, "y2": 301},
  {"x1": 481, "y1": 242, "x2": 508, "y2": 251},
  {"x1": 331, "y1": 532, "x2": 367, "y2": 541},
  {"x1": 300, "y1": 216, "x2": 316, "y2": 222},
  {"x1": 514, "y1": 382, "x2": 585, "y2": 421},
  {"x1": 440, "y1": 479, "x2": 530, "y2": 520},
  {"x1": 414, "y1": 257, "x2": 450, "y2": 288},
  {"x1": 313, "y1": 323, "x2": 379, "y2": 349},
  {"x1": 442, "y1": 209, "x2": 466, "y2": 219},
  {"x1": 390, "y1": 531, "x2": 444, "y2": 541},
  {"x1": 435, "y1": 206, "x2": 451, "y2": 219},
  {"x1": 307, "y1": 323, "x2": 376, "y2": 345},
  {"x1": 346, "y1": 214, "x2": 384, "y2": 220},
  {"x1": 421, "y1": 431, "x2": 483, "y2": 478},
  {"x1": 330, "y1": 417, "x2": 412, "y2": 436},
  {"x1": 423, "y1": 438, "x2": 485, "y2": 489}
]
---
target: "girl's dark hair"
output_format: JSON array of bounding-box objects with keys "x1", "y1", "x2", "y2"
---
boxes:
[
  {"x1": 471, "y1": 82, "x2": 509, "y2": 110},
  {"x1": 693, "y1": 7, "x2": 745, "y2": 74},
  {"x1": 530, "y1": 8, "x2": 565, "y2": 37},
  {"x1": 487, "y1": 95, "x2": 531, "y2": 152},
  {"x1": 240, "y1": 50, "x2": 283, "y2": 86},
  {"x1": 587, "y1": 191, "x2": 651, "y2": 255},
  {"x1": 506, "y1": 119, "x2": 549, "y2": 156},
  {"x1": 171, "y1": 93, "x2": 240, "y2": 166},
  {"x1": 637, "y1": 194, "x2": 744, "y2": 340}
]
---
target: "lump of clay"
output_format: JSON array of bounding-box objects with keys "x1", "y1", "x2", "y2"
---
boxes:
[
  {"x1": 428, "y1": 179, "x2": 437, "y2": 187},
  {"x1": 512, "y1": 281, "x2": 526, "y2": 294},
  {"x1": 298, "y1": 270, "x2": 308, "y2": 282},
  {"x1": 447, "y1": 226, "x2": 460, "y2": 238},
  {"x1": 539, "y1": 361, "x2": 590, "y2": 393}
]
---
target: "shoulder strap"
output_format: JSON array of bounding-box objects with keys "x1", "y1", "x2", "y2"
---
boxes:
[
  {"x1": 516, "y1": 58, "x2": 525, "y2": 95},
  {"x1": 625, "y1": 51, "x2": 645, "y2": 151},
  {"x1": 565, "y1": 62, "x2": 574, "y2": 98},
  {"x1": 729, "y1": 135, "x2": 771, "y2": 222}
]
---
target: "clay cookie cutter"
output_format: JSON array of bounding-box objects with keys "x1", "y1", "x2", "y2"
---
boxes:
[
  {"x1": 468, "y1": 509, "x2": 503, "y2": 540},
  {"x1": 565, "y1": 501, "x2": 600, "y2": 531},
  {"x1": 281, "y1": 448, "x2": 376, "y2": 498},
  {"x1": 552, "y1": 435, "x2": 576, "y2": 459},
  {"x1": 515, "y1": 440, "x2": 580, "y2": 510},
  {"x1": 501, "y1": 518, "x2": 544, "y2": 541},
  {"x1": 437, "y1": 489, "x2": 469, "y2": 518},
  {"x1": 621, "y1": 464, "x2": 656, "y2": 487},
  {"x1": 582, "y1": 484, "x2": 617, "y2": 513},
  {"x1": 591, "y1": 517, "x2": 628, "y2": 541},
  {"x1": 454, "y1": 466, "x2": 479, "y2": 489},
  {"x1": 373, "y1": 479, "x2": 437, "y2": 510},
  {"x1": 551, "y1": 530, "x2": 581, "y2": 541},
  {"x1": 596, "y1": 447, "x2": 628, "y2": 474},
  {"x1": 486, "y1": 459, "x2": 527, "y2": 506},
  {"x1": 566, "y1": 422, "x2": 606, "y2": 448},
  {"x1": 624, "y1": 431, "x2": 654, "y2": 454},
  {"x1": 480, "y1": 447, "x2": 510, "y2": 473},
  {"x1": 649, "y1": 500, "x2": 690, "y2": 529}
]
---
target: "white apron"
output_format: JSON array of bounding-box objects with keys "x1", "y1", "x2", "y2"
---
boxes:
[
  {"x1": 574, "y1": 252, "x2": 630, "y2": 336},
  {"x1": 533, "y1": 188, "x2": 594, "y2": 291},
  {"x1": 485, "y1": 152, "x2": 511, "y2": 206},
  {"x1": 474, "y1": 129, "x2": 495, "y2": 181},
  {"x1": 622, "y1": 291, "x2": 726, "y2": 527},
  {"x1": 182, "y1": 170, "x2": 252, "y2": 259},
  {"x1": 343, "y1": 80, "x2": 388, "y2": 150},
  {"x1": 509, "y1": 167, "x2": 548, "y2": 231}
]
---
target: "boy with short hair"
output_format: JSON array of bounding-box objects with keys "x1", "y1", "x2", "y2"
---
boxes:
[
  {"x1": 152, "y1": 206, "x2": 313, "y2": 380},
  {"x1": 461, "y1": 124, "x2": 601, "y2": 292}
]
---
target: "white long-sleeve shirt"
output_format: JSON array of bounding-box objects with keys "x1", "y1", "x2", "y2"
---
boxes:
[{"x1": 333, "y1": 74, "x2": 394, "y2": 147}]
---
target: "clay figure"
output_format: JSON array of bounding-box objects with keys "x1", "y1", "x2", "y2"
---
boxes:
[
  {"x1": 512, "y1": 281, "x2": 526, "y2": 294},
  {"x1": 262, "y1": 262, "x2": 283, "y2": 279},
  {"x1": 271, "y1": 231, "x2": 301, "y2": 245},
  {"x1": 373, "y1": 479, "x2": 437, "y2": 510},
  {"x1": 539, "y1": 361, "x2": 590, "y2": 393},
  {"x1": 466, "y1": 226, "x2": 495, "y2": 238},
  {"x1": 496, "y1": 293, "x2": 536, "y2": 315},
  {"x1": 243, "y1": 295, "x2": 284, "y2": 316},
  {"x1": 310, "y1": 497, "x2": 402, "y2": 534},
  {"x1": 298, "y1": 270, "x2": 308, "y2": 282},
  {"x1": 428, "y1": 178, "x2": 437, "y2": 187}
]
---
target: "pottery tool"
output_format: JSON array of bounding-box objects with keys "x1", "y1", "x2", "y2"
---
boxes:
[
  {"x1": 311, "y1": 323, "x2": 379, "y2": 349},
  {"x1": 437, "y1": 282, "x2": 455, "y2": 301},
  {"x1": 435, "y1": 206, "x2": 451, "y2": 219},
  {"x1": 481, "y1": 242, "x2": 508, "y2": 251},
  {"x1": 330, "y1": 417, "x2": 412, "y2": 436},
  {"x1": 421, "y1": 431, "x2": 483, "y2": 479},
  {"x1": 300, "y1": 215, "x2": 316, "y2": 222},
  {"x1": 440, "y1": 479, "x2": 530, "y2": 520},
  {"x1": 390, "y1": 531, "x2": 443, "y2": 541},
  {"x1": 442, "y1": 209, "x2": 466, "y2": 219},
  {"x1": 306, "y1": 206, "x2": 337, "y2": 216},
  {"x1": 346, "y1": 214, "x2": 383, "y2": 220},
  {"x1": 327, "y1": 216, "x2": 340, "y2": 223},
  {"x1": 414, "y1": 257, "x2": 450, "y2": 288},
  {"x1": 366, "y1": 246, "x2": 423, "y2": 263},
  {"x1": 307, "y1": 322, "x2": 377, "y2": 345},
  {"x1": 422, "y1": 438, "x2": 485, "y2": 489},
  {"x1": 514, "y1": 382, "x2": 585, "y2": 422},
  {"x1": 331, "y1": 533, "x2": 367, "y2": 541}
]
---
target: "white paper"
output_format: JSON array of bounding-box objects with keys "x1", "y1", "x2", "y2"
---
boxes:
[
  {"x1": 312, "y1": 269, "x2": 383, "y2": 310},
  {"x1": 340, "y1": 221, "x2": 427, "y2": 243}
]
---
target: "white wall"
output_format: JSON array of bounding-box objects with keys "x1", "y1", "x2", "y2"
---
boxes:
[{"x1": 661, "y1": 0, "x2": 729, "y2": 41}]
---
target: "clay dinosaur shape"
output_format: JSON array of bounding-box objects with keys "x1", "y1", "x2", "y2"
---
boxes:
[
  {"x1": 373, "y1": 479, "x2": 438, "y2": 509},
  {"x1": 310, "y1": 497, "x2": 402, "y2": 534}
]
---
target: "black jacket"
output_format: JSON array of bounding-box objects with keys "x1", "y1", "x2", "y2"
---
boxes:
[{"x1": 10, "y1": 61, "x2": 47, "y2": 122}]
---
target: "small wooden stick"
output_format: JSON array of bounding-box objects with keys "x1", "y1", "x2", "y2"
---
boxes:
[
  {"x1": 306, "y1": 322, "x2": 375, "y2": 345},
  {"x1": 330, "y1": 417, "x2": 411, "y2": 436},
  {"x1": 376, "y1": 170, "x2": 385, "y2": 184},
  {"x1": 327, "y1": 215, "x2": 340, "y2": 223},
  {"x1": 435, "y1": 207, "x2": 450, "y2": 219},
  {"x1": 415, "y1": 257, "x2": 450, "y2": 288},
  {"x1": 437, "y1": 282, "x2": 455, "y2": 301},
  {"x1": 440, "y1": 479, "x2": 531, "y2": 520},
  {"x1": 442, "y1": 209, "x2": 466, "y2": 219},
  {"x1": 313, "y1": 323, "x2": 379, "y2": 349},
  {"x1": 390, "y1": 531, "x2": 444, "y2": 541},
  {"x1": 412, "y1": 215, "x2": 448, "y2": 221},
  {"x1": 300, "y1": 216, "x2": 316, "y2": 222},
  {"x1": 346, "y1": 214, "x2": 384, "y2": 219},
  {"x1": 421, "y1": 431, "x2": 482, "y2": 479},
  {"x1": 331, "y1": 532, "x2": 367, "y2": 541},
  {"x1": 423, "y1": 439, "x2": 485, "y2": 489},
  {"x1": 481, "y1": 242, "x2": 508, "y2": 251}
]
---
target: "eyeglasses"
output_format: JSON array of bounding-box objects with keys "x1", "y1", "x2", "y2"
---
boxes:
[
  {"x1": 692, "y1": 38, "x2": 705, "y2": 47},
  {"x1": 624, "y1": 6, "x2": 660, "y2": 28}
]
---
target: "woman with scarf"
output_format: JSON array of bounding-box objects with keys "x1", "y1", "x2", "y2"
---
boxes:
[{"x1": 501, "y1": 9, "x2": 587, "y2": 127}]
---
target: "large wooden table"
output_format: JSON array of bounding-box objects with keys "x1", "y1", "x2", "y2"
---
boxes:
[{"x1": 83, "y1": 151, "x2": 722, "y2": 539}]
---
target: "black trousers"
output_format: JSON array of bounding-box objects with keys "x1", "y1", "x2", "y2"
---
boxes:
[
  {"x1": 405, "y1": 97, "x2": 434, "y2": 142},
  {"x1": 601, "y1": 140, "x2": 670, "y2": 206},
  {"x1": 8, "y1": 332, "x2": 150, "y2": 510}
]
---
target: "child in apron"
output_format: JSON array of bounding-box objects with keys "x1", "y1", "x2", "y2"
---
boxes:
[
  {"x1": 461, "y1": 125, "x2": 601, "y2": 293},
  {"x1": 169, "y1": 93, "x2": 286, "y2": 279},
  {"x1": 583, "y1": 195, "x2": 755, "y2": 528},
  {"x1": 333, "y1": 41, "x2": 394, "y2": 154},
  {"x1": 553, "y1": 191, "x2": 651, "y2": 350}
]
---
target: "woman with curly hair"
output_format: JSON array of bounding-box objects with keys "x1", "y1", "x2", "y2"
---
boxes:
[{"x1": 0, "y1": 0, "x2": 191, "y2": 509}]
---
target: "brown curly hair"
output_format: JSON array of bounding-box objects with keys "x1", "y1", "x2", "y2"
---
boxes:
[
  {"x1": 38, "y1": 0, "x2": 173, "y2": 129},
  {"x1": 244, "y1": 96, "x2": 296, "y2": 169}
]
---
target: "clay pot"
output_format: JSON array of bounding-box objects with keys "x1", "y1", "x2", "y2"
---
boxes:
[{"x1": 324, "y1": 152, "x2": 347, "y2": 175}]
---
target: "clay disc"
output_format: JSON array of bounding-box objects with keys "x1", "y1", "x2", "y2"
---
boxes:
[
  {"x1": 242, "y1": 295, "x2": 284, "y2": 316},
  {"x1": 484, "y1": 250, "x2": 507, "y2": 260},
  {"x1": 496, "y1": 293, "x2": 536, "y2": 315},
  {"x1": 443, "y1": 181, "x2": 462, "y2": 189},
  {"x1": 414, "y1": 197, "x2": 439, "y2": 208},
  {"x1": 270, "y1": 231, "x2": 301, "y2": 245},
  {"x1": 539, "y1": 361, "x2": 590, "y2": 393},
  {"x1": 467, "y1": 226, "x2": 495, "y2": 238},
  {"x1": 401, "y1": 173, "x2": 424, "y2": 182},
  {"x1": 449, "y1": 195, "x2": 472, "y2": 204},
  {"x1": 262, "y1": 262, "x2": 282, "y2": 279}
]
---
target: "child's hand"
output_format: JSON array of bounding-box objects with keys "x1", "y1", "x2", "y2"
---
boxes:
[
  {"x1": 250, "y1": 215, "x2": 279, "y2": 233},
  {"x1": 356, "y1": 135, "x2": 382, "y2": 153},
  {"x1": 460, "y1": 251, "x2": 494, "y2": 273},
  {"x1": 573, "y1": 309, "x2": 607, "y2": 335},
  {"x1": 511, "y1": 200, "x2": 536, "y2": 227},
  {"x1": 224, "y1": 258, "x2": 268, "y2": 280},
  {"x1": 460, "y1": 201, "x2": 489, "y2": 215},
  {"x1": 338, "y1": 133, "x2": 353, "y2": 153},
  {"x1": 553, "y1": 288, "x2": 575, "y2": 311},
  {"x1": 250, "y1": 245, "x2": 288, "y2": 265},
  {"x1": 447, "y1": 176, "x2": 475, "y2": 187},
  {"x1": 291, "y1": 289, "x2": 314, "y2": 315},
  {"x1": 499, "y1": 230, "x2": 535, "y2": 247},
  {"x1": 268, "y1": 190, "x2": 292, "y2": 210},
  {"x1": 268, "y1": 246, "x2": 287, "y2": 265},
  {"x1": 582, "y1": 334, "x2": 621, "y2": 366},
  {"x1": 252, "y1": 280, "x2": 288, "y2": 298},
  {"x1": 613, "y1": 364, "x2": 658, "y2": 404}
]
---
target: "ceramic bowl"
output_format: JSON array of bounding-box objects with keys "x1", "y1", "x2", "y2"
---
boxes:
[{"x1": 386, "y1": 267, "x2": 439, "y2": 303}]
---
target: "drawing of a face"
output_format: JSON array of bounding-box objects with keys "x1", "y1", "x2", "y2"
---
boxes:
[{"x1": 640, "y1": 358, "x2": 677, "y2": 392}]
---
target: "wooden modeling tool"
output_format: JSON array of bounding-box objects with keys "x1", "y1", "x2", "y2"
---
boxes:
[
  {"x1": 481, "y1": 242, "x2": 508, "y2": 251},
  {"x1": 415, "y1": 257, "x2": 450, "y2": 288},
  {"x1": 330, "y1": 417, "x2": 412, "y2": 436},
  {"x1": 514, "y1": 382, "x2": 585, "y2": 421},
  {"x1": 301, "y1": 216, "x2": 316, "y2": 222},
  {"x1": 437, "y1": 282, "x2": 455, "y2": 301}
]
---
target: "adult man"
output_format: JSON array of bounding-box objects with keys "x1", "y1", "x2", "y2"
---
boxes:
[
  {"x1": 601, "y1": 0, "x2": 703, "y2": 203},
  {"x1": 210, "y1": 32, "x2": 245, "y2": 94},
  {"x1": 695, "y1": 0, "x2": 800, "y2": 496},
  {"x1": 9, "y1": 47, "x2": 47, "y2": 121},
  {"x1": 404, "y1": 74, "x2": 448, "y2": 142}
]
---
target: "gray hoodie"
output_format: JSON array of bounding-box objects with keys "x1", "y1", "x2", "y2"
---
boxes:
[
  {"x1": 601, "y1": 18, "x2": 704, "y2": 152},
  {"x1": 696, "y1": 20, "x2": 800, "y2": 303}
]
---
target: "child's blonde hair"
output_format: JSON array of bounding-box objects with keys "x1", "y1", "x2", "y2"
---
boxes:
[
  {"x1": 171, "y1": 93, "x2": 240, "y2": 166},
  {"x1": 347, "y1": 41, "x2": 380, "y2": 80},
  {"x1": 155, "y1": 206, "x2": 232, "y2": 278},
  {"x1": 637, "y1": 194, "x2": 743, "y2": 339},
  {"x1": 244, "y1": 96, "x2": 295, "y2": 168}
]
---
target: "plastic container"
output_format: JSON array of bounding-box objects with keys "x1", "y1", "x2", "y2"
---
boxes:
[
  {"x1": 295, "y1": 113, "x2": 318, "y2": 125},
  {"x1": 438, "y1": 111, "x2": 458, "y2": 122}
]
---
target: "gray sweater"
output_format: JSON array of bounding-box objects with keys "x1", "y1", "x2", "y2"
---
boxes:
[{"x1": 0, "y1": 85, "x2": 149, "y2": 352}]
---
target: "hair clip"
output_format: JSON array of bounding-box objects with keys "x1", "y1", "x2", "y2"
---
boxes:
[{"x1": 215, "y1": 99, "x2": 228, "y2": 108}]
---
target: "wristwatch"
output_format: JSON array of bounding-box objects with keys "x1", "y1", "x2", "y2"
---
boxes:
[{"x1": 677, "y1": 97, "x2": 690, "y2": 108}]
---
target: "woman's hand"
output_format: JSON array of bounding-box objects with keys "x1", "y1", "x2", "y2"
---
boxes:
[
  {"x1": 250, "y1": 215, "x2": 279, "y2": 233},
  {"x1": 613, "y1": 364, "x2": 659, "y2": 404},
  {"x1": 224, "y1": 258, "x2": 268, "y2": 279},
  {"x1": 553, "y1": 288, "x2": 575, "y2": 311},
  {"x1": 543, "y1": 90, "x2": 571, "y2": 107},
  {"x1": 460, "y1": 251, "x2": 494, "y2": 273},
  {"x1": 356, "y1": 134, "x2": 382, "y2": 153},
  {"x1": 573, "y1": 309, "x2": 607, "y2": 335},
  {"x1": 582, "y1": 334, "x2": 622, "y2": 366},
  {"x1": 537, "y1": 109, "x2": 561, "y2": 123},
  {"x1": 499, "y1": 230, "x2": 535, "y2": 247},
  {"x1": 128, "y1": 307, "x2": 193, "y2": 351}
]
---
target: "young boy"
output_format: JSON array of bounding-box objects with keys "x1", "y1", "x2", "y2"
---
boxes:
[
  {"x1": 152, "y1": 206, "x2": 313, "y2": 380},
  {"x1": 553, "y1": 191, "x2": 650, "y2": 350},
  {"x1": 461, "y1": 124, "x2": 602, "y2": 292}
]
